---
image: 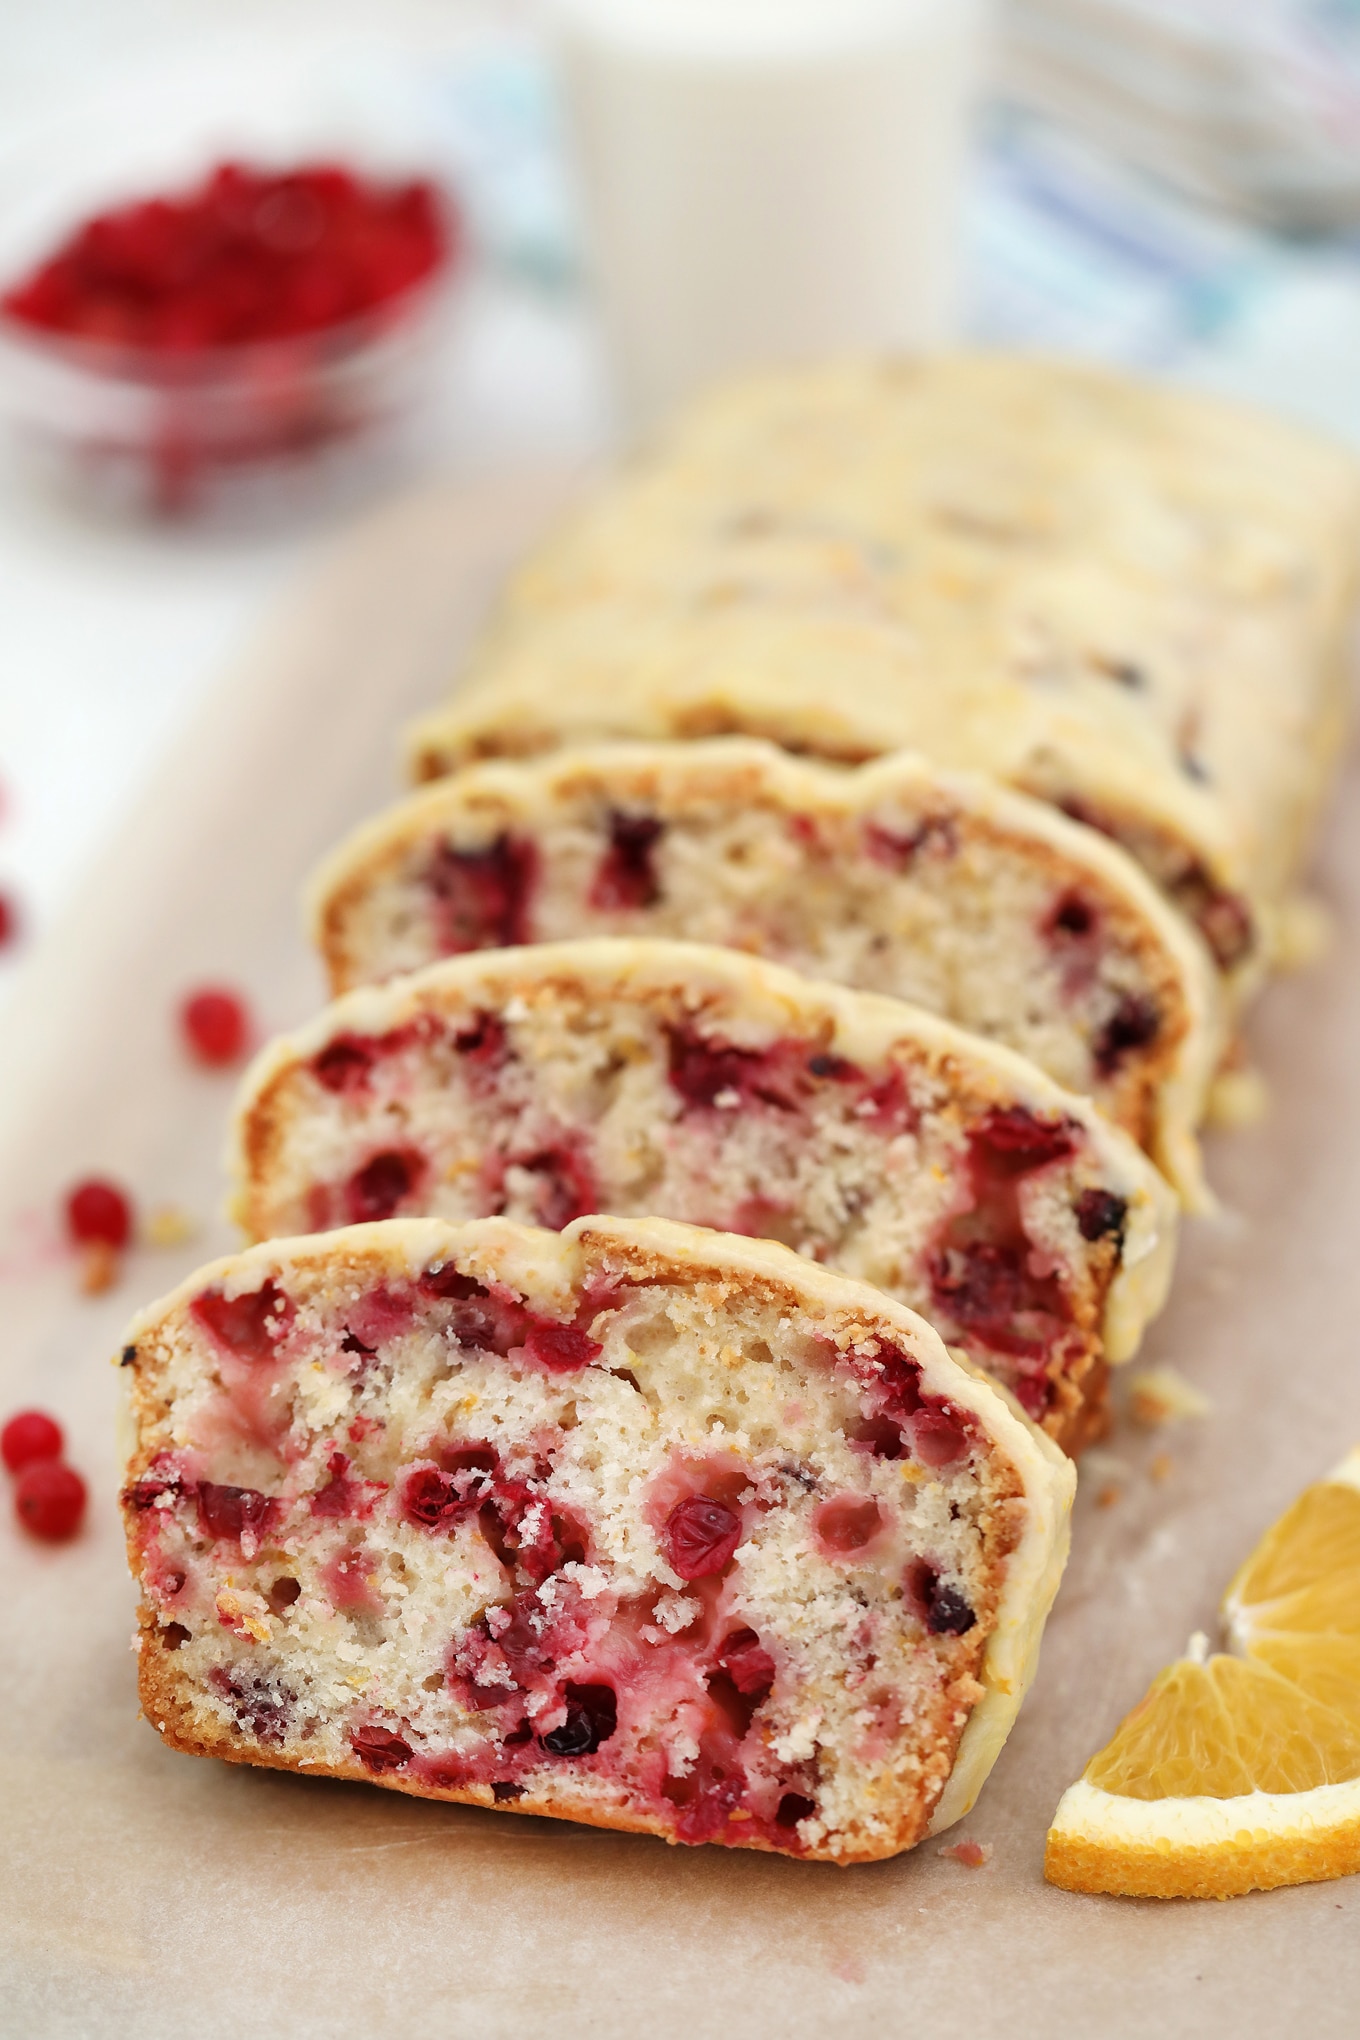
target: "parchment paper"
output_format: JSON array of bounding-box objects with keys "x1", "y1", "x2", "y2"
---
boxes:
[{"x1": 3, "y1": 474, "x2": 1359, "y2": 2039}]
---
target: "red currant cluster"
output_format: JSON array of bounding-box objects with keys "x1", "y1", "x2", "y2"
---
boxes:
[
  {"x1": 3, "y1": 161, "x2": 451, "y2": 353},
  {"x1": 1, "y1": 1409, "x2": 86, "y2": 1541}
]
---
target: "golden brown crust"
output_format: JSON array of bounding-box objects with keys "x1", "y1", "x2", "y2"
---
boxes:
[{"x1": 133, "y1": 1609, "x2": 956, "y2": 1863}]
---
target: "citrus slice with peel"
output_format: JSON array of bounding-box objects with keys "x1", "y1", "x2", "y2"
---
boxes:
[{"x1": 1046, "y1": 1445, "x2": 1360, "y2": 1899}]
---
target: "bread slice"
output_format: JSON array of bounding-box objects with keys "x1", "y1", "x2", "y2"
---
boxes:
[
  {"x1": 307, "y1": 738, "x2": 1221, "y2": 1203},
  {"x1": 406, "y1": 356, "x2": 1360, "y2": 994},
  {"x1": 118, "y1": 1213, "x2": 1074, "y2": 1864},
  {"x1": 229, "y1": 940, "x2": 1177, "y2": 1451}
]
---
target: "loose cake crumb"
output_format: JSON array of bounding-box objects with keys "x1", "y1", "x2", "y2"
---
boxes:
[
  {"x1": 142, "y1": 1204, "x2": 200, "y2": 1249},
  {"x1": 1127, "y1": 1366, "x2": 1212, "y2": 1428},
  {"x1": 938, "y1": 1837, "x2": 992, "y2": 1867}
]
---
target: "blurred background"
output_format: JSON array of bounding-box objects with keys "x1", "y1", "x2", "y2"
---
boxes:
[{"x1": 4, "y1": 0, "x2": 1360, "y2": 1018}]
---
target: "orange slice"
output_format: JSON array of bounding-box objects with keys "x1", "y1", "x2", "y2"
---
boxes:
[{"x1": 1045, "y1": 1445, "x2": 1360, "y2": 1898}]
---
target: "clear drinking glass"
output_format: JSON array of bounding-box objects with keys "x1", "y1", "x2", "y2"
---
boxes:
[{"x1": 551, "y1": 0, "x2": 990, "y2": 434}]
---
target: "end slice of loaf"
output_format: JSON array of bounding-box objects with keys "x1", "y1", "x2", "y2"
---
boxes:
[
  {"x1": 306, "y1": 738, "x2": 1221, "y2": 1203},
  {"x1": 406, "y1": 356, "x2": 1360, "y2": 992},
  {"x1": 119, "y1": 1214, "x2": 1074, "y2": 1863},
  {"x1": 229, "y1": 939, "x2": 1177, "y2": 1451}
]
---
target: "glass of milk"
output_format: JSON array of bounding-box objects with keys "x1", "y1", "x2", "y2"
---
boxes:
[{"x1": 551, "y1": 0, "x2": 989, "y2": 435}]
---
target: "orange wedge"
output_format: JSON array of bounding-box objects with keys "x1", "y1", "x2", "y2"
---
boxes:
[{"x1": 1045, "y1": 1445, "x2": 1360, "y2": 1899}]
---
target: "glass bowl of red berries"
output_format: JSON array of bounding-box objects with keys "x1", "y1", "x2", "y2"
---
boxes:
[{"x1": 0, "y1": 158, "x2": 459, "y2": 518}]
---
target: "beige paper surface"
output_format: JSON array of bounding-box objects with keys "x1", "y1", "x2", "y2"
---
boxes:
[{"x1": 3, "y1": 474, "x2": 1359, "y2": 2037}]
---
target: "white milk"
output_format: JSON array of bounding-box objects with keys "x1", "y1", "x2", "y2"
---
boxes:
[{"x1": 551, "y1": 0, "x2": 988, "y2": 434}]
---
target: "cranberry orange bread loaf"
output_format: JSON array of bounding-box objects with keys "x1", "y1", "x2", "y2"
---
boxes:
[
  {"x1": 407, "y1": 357, "x2": 1360, "y2": 992},
  {"x1": 119, "y1": 1214, "x2": 1075, "y2": 1863},
  {"x1": 229, "y1": 940, "x2": 1177, "y2": 1450},
  {"x1": 308, "y1": 738, "x2": 1221, "y2": 1202}
]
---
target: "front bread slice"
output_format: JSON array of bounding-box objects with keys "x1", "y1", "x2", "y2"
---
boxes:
[{"x1": 119, "y1": 1215, "x2": 1073, "y2": 1863}]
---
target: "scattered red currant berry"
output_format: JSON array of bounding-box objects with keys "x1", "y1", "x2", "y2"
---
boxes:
[
  {"x1": 181, "y1": 986, "x2": 251, "y2": 1066},
  {"x1": 0, "y1": 890, "x2": 17, "y2": 949},
  {"x1": 66, "y1": 1177, "x2": 133, "y2": 1250},
  {"x1": 1, "y1": 1409, "x2": 64, "y2": 1473},
  {"x1": 15, "y1": 1459, "x2": 87, "y2": 1540}
]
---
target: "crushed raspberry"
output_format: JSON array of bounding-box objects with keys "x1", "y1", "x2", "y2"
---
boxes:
[
  {"x1": 310, "y1": 1451, "x2": 383, "y2": 1519},
  {"x1": 313, "y1": 1036, "x2": 375, "y2": 1093},
  {"x1": 932, "y1": 1240, "x2": 1063, "y2": 1361},
  {"x1": 345, "y1": 1148, "x2": 423, "y2": 1223},
  {"x1": 433, "y1": 1277, "x2": 532, "y2": 1354},
  {"x1": 971, "y1": 1106, "x2": 1078, "y2": 1176},
  {"x1": 2, "y1": 1409, "x2": 63, "y2": 1472},
  {"x1": 0, "y1": 890, "x2": 18, "y2": 948},
  {"x1": 2, "y1": 162, "x2": 450, "y2": 351},
  {"x1": 15, "y1": 1459, "x2": 86, "y2": 1540},
  {"x1": 813, "y1": 1493, "x2": 884, "y2": 1556},
  {"x1": 192, "y1": 1279, "x2": 292, "y2": 1360},
  {"x1": 402, "y1": 1452, "x2": 494, "y2": 1530},
  {"x1": 123, "y1": 1468, "x2": 187, "y2": 1512},
  {"x1": 864, "y1": 815, "x2": 957, "y2": 868},
  {"x1": 662, "y1": 1740, "x2": 750, "y2": 1845},
  {"x1": 927, "y1": 1585, "x2": 975, "y2": 1635},
  {"x1": 522, "y1": 1321, "x2": 602, "y2": 1373},
  {"x1": 312, "y1": 1017, "x2": 441, "y2": 1096},
  {"x1": 910, "y1": 1409, "x2": 969, "y2": 1468},
  {"x1": 426, "y1": 835, "x2": 537, "y2": 953},
  {"x1": 1075, "y1": 1188, "x2": 1127, "y2": 1244},
  {"x1": 1093, "y1": 994, "x2": 1160, "y2": 1074},
  {"x1": 423, "y1": 1269, "x2": 599, "y2": 1372},
  {"x1": 661, "y1": 1494, "x2": 742, "y2": 1579},
  {"x1": 841, "y1": 1340, "x2": 973, "y2": 1467},
  {"x1": 323, "y1": 1546, "x2": 379, "y2": 1610},
  {"x1": 507, "y1": 1144, "x2": 597, "y2": 1231},
  {"x1": 542, "y1": 1683, "x2": 617, "y2": 1756},
  {"x1": 343, "y1": 1286, "x2": 414, "y2": 1352},
  {"x1": 180, "y1": 986, "x2": 251, "y2": 1065},
  {"x1": 589, "y1": 811, "x2": 665, "y2": 911},
  {"x1": 479, "y1": 1483, "x2": 587, "y2": 1583},
  {"x1": 851, "y1": 1413, "x2": 906, "y2": 1459},
  {"x1": 866, "y1": 1341, "x2": 924, "y2": 1418},
  {"x1": 1045, "y1": 891, "x2": 1097, "y2": 942},
  {"x1": 66, "y1": 1177, "x2": 133, "y2": 1250},
  {"x1": 926, "y1": 1108, "x2": 1088, "y2": 1387},
  {"x1": 906, "y1": 1561, "x2": 976, "y2": 1637},
  {"x1": 350, "y1": 1725, "x2": 413, "y2": 1772},
  {"x1": 667, "y1": 1028, "x2": 768, "y2": 1109},
  {"x1": 666, "y1": 1027, "x2": 859, "y2": 1114},
  {"x1": 210, "y1": 1665, "x2": 292, "y2": 1744},
  {"x1": 717, "y1": 1628, "x2": 776, "y2": 1702},
  {"x1": 197, "y1": 1481, "x2": 277, "y2": 1542},
  {"x1": 422, "y1": 1261, "x2": 489, "y2": 1302},
  {"x1": 453, "y1": 1012, "x2": 508, "y2": 1065}
]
